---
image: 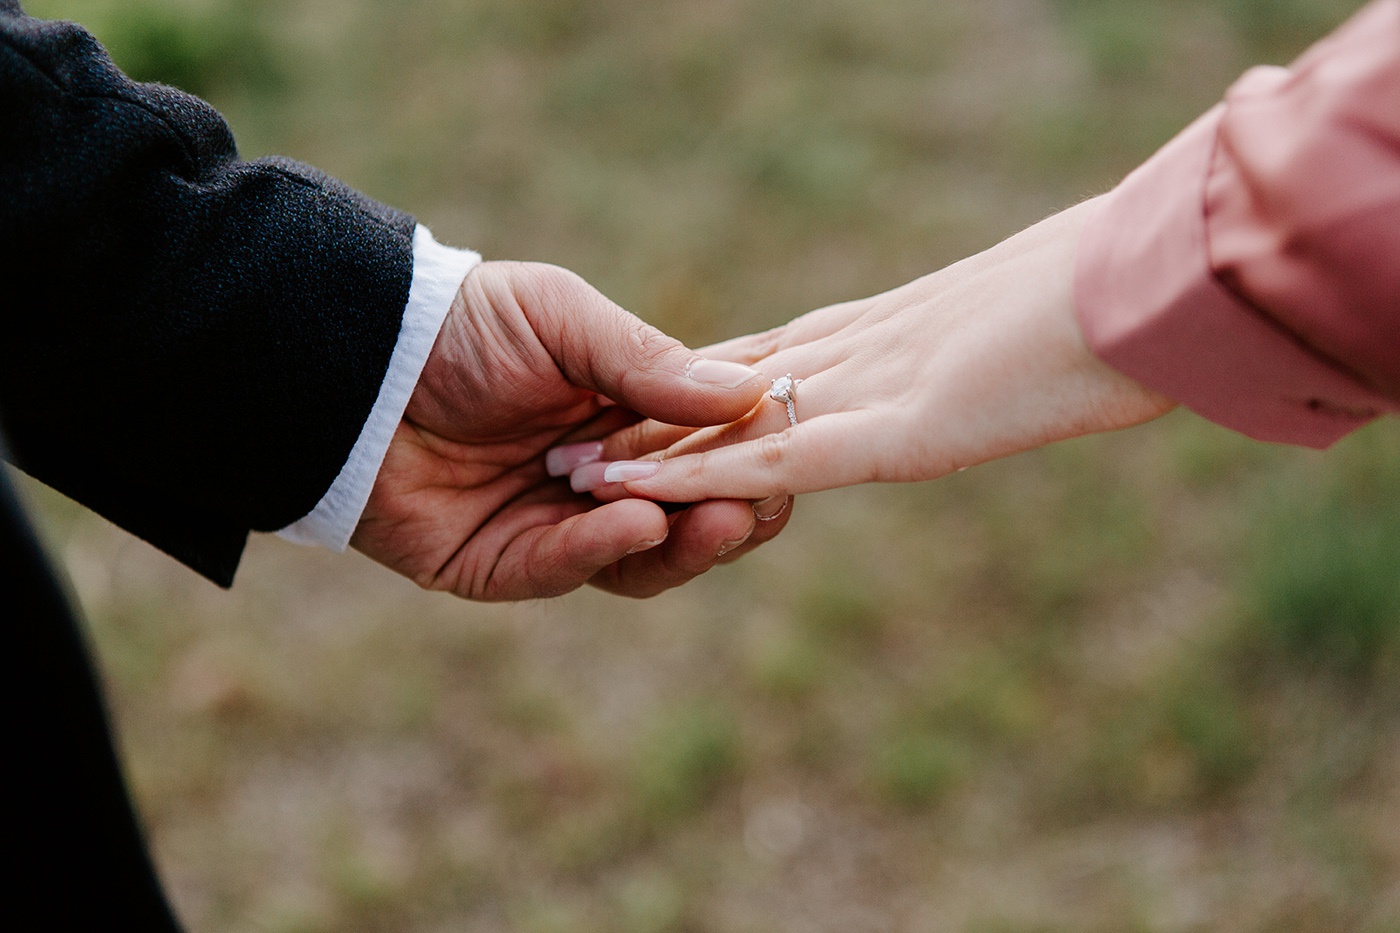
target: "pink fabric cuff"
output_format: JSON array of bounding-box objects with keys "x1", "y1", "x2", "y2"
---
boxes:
[{"x1": 1073, "y1": 106, "x2": 1394, "y2": 448}]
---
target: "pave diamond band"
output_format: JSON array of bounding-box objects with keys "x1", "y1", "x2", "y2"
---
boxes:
[{"x1": 769, "y1": 374, "x2": 802, "y2": 426}]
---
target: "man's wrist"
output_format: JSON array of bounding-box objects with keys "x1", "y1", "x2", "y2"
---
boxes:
[{"x1": 278, "y1": 226, "x2": 481, "y2": 550}]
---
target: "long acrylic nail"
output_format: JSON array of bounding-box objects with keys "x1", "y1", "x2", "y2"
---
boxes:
[
  {"x1": 603, "y1": 461, "x2": 661, "y2": 483},
  {"x1": 686, "y1": 358, "x2": 762, "y2": 389},
  {"x1": 546, "y1": 441, "x2": 604, "y2": 477},
  {"x1": 753, "y1": 495, "x2": 789, "y2": 521},
  {"x1": 570, "y1": 461, "x2": 613, "y2": 492}
]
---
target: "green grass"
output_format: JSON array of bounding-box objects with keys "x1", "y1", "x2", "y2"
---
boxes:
[
  {"x1": 1054, "y1": 0, "x2": 1172, "y2": 82},
  {"x1": 631, "y1": 703, "x2": 742, "y2": 828},
  {"x1": 1215, "y1": 0, "x2": 1367, "y2": 60},
  {"x1": 26, "y1": 0, "x2": 283, "y2": 98},
  {"x1": 869, "y1": 728, "x2": 967, "y2": 809},
  {"x1": 1243, "y1": 462, "x2": 1400, "y2": 676}
]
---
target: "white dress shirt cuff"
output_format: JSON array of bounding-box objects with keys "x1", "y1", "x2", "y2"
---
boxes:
[{"x1": 277, "y1": 225, "x2": 481, "y2": 550}]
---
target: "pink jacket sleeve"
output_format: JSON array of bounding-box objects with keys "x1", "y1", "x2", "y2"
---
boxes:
[{"x1": 1074, "y1": 0, "x2": 1400, "y2": 448}]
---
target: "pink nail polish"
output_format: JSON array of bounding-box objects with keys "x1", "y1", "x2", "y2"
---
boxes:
[
  {"x1": 546, "y1": 441, "x2": 604, "y2": 477},
  {"x1": 569, "y1": 461, "x2": 613, "y2": 492},
  {"x1": 603, "y1": 461, "x2": 661, "y2": 483},
  {"x1": 686, "y1": 358, "x2": 762, "y2": 389}
]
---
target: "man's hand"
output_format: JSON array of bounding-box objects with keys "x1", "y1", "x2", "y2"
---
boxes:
[{"x1": 350, "y1": 261, "x2": 793, "y2": 600}]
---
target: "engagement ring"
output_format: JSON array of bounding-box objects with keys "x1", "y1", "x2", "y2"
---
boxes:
[{"x1": 769, "y1": 374, "x2": 802, "y2": 426}]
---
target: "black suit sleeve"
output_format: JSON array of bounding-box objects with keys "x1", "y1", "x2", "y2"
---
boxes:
[{"x1": 0, "y1": 1, "x2": 416, "y2": 585}]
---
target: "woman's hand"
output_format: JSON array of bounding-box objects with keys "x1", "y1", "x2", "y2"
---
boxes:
[{"x1": 582, "y1": 199, "x2": 1176, "y2": 503}]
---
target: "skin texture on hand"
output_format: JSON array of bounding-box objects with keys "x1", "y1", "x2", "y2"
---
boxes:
[
  {"x1": 350, "y1": 261, "x2": 793, "y2": 601},
  {"x1": 593, "y1": 199, "x2": 1176, "y2": 502}
]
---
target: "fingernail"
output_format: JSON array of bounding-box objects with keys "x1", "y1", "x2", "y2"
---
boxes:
[
  {"x1": 570, "y1": 461, "x2": 613, "y2": 492},
  {"x1": 686, "y1": 358, "x2": 762, "y2": 389},
  {"x1": 546, "y1": 441, "x2": 604, "y2": 477},
  {"x1": 753, "y1": 495, "x2": 789, "y2": 521},
  {"x1": 627, "y1": 537, "x2": 666, "y2": 555},
  {"x1": 603, "y1": 461, "x2": 661, "y2": 483},
  {"x1": 717, "y1": 532, "x2": 752, "y2": 558}
]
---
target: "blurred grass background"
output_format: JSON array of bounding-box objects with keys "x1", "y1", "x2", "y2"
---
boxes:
[{"x1": 16, "y1": 0, "x2": 1400, "y2": 930}]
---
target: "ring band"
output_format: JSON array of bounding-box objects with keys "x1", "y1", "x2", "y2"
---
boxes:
[{"x1": 769, "y1": 374, "x2": 802, "y2": 426}]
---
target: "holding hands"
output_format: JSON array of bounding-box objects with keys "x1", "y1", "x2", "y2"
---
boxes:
[
  {"x1": 563, "y1": 200, "x2": 1175, "y2": 507},
  {"x1": 356, "y1": 201, "x2": 1185, "y2": 603},
  {"x1": 351, "y1": 261, "x2": 794, "y2": 601}
]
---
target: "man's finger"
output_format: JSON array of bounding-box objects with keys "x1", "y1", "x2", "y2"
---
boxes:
[
  {"x1": 515, "y1": 264, "x2": 768, "y2": 427},
  {"x1": 476, "y1": 498, "x2": 670, "y2": 600},
  {"x1": 589, "y1": 499, "x2": 753, "y2": 597},
  {"x1": 719, "y1": 494, "x2": 793, "y2": 563}
]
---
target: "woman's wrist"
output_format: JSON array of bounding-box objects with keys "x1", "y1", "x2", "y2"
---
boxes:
[
  {"x1": 1055, "y1": 198, "x2": 1179, "y2": 435},
  {"x1": 897, "y1": 198, "x2": 1176, "y2": 476}
]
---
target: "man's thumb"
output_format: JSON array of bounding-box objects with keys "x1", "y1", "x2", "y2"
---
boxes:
[{"x1": 524, "y1": 264, "x2": 767, "y2": 426}]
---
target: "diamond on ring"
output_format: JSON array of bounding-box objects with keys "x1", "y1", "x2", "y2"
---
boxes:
[{"x1": 769, "y1": 374, "x2": 802, "y2": 426}]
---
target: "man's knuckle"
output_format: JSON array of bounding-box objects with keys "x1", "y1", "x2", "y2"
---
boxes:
[
  {"x1": 541, "y1": 266, "x2": 585, "y2": 305},
  {"x1": 633, "y1": 322, "x2": 677, "y2": 365}
]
